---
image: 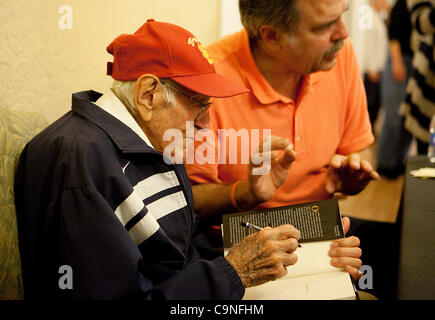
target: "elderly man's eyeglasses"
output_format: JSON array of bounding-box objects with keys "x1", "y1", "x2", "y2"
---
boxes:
[{"x1": 165, "y1": 84, "x2": 212, "y2": 111}]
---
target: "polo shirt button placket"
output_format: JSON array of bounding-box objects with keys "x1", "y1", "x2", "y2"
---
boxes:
[
  {"x1": 294, "y1": 133, "x2": 305, "y2": 160},
  {"x1": 294, "y1": 135, "x2": 301, "y2": 150}
]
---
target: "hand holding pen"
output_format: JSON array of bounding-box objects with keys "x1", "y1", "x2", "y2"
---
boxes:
[
  {"x1": 225, "y1": 223, "x2": 301, "y2": 287},
  {"x1": 241, "y1": 222, "x2": 302, "y2": 247}
]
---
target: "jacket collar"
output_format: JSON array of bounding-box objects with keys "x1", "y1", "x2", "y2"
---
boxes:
[{"x1": 71, "y1": 90, "x2": 157, "y2": 154}]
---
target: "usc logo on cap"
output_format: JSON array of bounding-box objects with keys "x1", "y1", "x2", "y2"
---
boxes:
[{"x1": 188, "y1": 37, "x2": 214, "y2": 65}]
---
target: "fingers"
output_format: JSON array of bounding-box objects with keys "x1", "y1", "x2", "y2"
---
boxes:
[
  {"x1": 329, "y1": 236, "x2": 363, "y2": 279},
  {"x1": 250, "y1": 136, "x2": 295, "y2": 181},
  {"x1": 345, "y1": 265, "x2": 364, "y2": 282},
  {"x1": 323, "y1": 171, "x2": 339, "y2": 194},
  {"x1": 331, "y1": 235, "x2": 360, "y2": 248},
  {"x1": 283, "y1": 252, "x2": 298, "y2": 267},
  {"x1": 341, "y1": 216, "x2": 350, "y2": 235},
  {"x1": 329, "y1": 246, "x2": 362, "y2": 259},
  {"x1": 329, "y1": 237, "x2": 362, "y2": 262},
  {"x1": 328, "y1": 153, "x2": 379, "y2": 194},
  {"x1": 259, "y1": 237, "x2": 300, "y2": 256},
  {"x1": 330, "y1": 256, "x2": 362, "y2": 270},
  {"x1": 264, "y1": 224, "x2": 301, "y2": 241},
  {"x1": 331, "y1": 154, "x2": 379, "y2": 179},
  {"x1": 252, "y1": 136, "x2": 293, "y2": 161},
  {"x1": 330, "y1": 154, "x2": 347, "y2": 169},
  {"x1": 361, "y1": 160, "x2": 380, "y2": 180},
  {"x1": 251, "y1": 251, "x2": 298, "y2": 269},
  {"x1": 257, "y1": 135, "x2": 291, "y2": 153},
  {"x1": 276, "y1": 144, "x2": 296, "y2": 170},
  {"x1": 330, "y1": 153, "x2": 360, "y2": 170}
]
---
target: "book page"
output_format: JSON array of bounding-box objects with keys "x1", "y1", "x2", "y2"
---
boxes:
[
  {"x1": 285, "y1": 240, "x2": 340, "y2": 278},
  {"x1": 243, "y1": 271, "x2": 356, "y2": 300}
]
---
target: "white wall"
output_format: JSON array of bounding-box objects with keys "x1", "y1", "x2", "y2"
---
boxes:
[
  {"x1": 1, "y1": 0, "x2": 396, "y2": 124},
  {"x1": 220, "y1": 0, "x2": 242, "y2": 37},
  {"x1": 0, "y1": 0, "x2": 221, "y2": 123},
  {"x1": 346, "y1": 0, "x2": 370, "y2": 70}
]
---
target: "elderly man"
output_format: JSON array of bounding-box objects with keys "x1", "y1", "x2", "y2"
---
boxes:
[{"x1": 14, "y1": 20, "x2": 302, "y2": 299}]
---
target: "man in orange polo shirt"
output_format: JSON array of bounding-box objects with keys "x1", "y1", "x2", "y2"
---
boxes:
[
  {"x1": 185, "y1": 0, "x2": 400, "y2": 299},
  {"x1": 188, "y1": 0, "x2": 378, "y2": 214}
]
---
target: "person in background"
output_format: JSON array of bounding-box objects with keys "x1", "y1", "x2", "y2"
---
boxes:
[
  {"x1": 401, "y1": 0, "x2": 435, "y2": 153},
  {"x1": 362, "y1": 0, "x2": 389, "y2": 128},
  {"x1": 377, "y1": 0, "x2": 414, "y2": 179},
  {"x1": 14, "y1": 20, "x2": 307, "y2": 299}
]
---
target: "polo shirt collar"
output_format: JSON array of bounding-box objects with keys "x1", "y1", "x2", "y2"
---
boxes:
[
  {"x1": 237, "y1": 29, "x2": 324, "y2": 105},
  {"x1": 71, "y1": 90, "x2": 156, "y2": 154}
]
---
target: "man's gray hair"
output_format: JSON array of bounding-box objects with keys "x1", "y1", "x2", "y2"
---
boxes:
[
  {"x1": 111, "y1": 78, "x2": 177, "y2": 114},
  {"x1": 239, "y1": 0, "x2": 300, "y2": 39}
]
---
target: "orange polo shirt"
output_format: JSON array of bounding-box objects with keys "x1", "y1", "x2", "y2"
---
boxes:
[{"x1": 186, "y1": 29, "x2": 374, "y2": 209}]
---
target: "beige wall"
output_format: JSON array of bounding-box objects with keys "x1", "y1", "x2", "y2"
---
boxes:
[{"x1": 0, "y1": 0, "x2": 221, "y2": 123}]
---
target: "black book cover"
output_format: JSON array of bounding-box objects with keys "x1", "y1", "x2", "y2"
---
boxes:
[{"x1": 222, "y1": 198, "x2": 344, "y2": 248}]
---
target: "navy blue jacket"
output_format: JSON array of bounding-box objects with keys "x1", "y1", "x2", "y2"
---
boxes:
[{"x1": 14, "y1": 90, "x2": 244, "y2": 300}]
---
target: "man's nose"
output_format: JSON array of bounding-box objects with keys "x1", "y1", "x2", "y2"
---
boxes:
[{"x1": 332, "y1": 18, "x2": 349, "y2": 42}]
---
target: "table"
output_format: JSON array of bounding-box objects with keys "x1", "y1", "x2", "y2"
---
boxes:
[{"x1": 397, "y1": 155, "x2": 435, "y2": 299}]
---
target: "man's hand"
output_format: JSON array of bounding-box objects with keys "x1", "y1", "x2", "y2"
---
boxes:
[
  {"x1": 367, "y1": 72, "x2": 380, "y2": 83},
  {"x1": 248, "y1": 136, "x2": 296, "y2": 202},
  {"x1": 324, "y1": 153, "x2": 380, "y2": 195},
  {"x1": 329, "y1": 217, "x2": 363, "y2": 281},
  {"x1": 391, "y1": 58, "x2": 406, "y2": 83},
  {"x1": 225, "y1": 225, "x2": 301, "y2": 288}
]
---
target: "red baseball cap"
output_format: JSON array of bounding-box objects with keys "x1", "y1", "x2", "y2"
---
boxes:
[{"x1": 106, "y1": 19, "x2": 249, "y2": 98}]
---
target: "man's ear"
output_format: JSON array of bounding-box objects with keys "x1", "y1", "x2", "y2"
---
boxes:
[
  {"x1": 258, "y1": 25, "x2": 282, "y2": 51},
  {"x1": 134, "y1": 74, "x2": 162, "y2": 122}
]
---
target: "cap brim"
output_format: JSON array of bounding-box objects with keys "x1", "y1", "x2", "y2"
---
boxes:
[{"x1": 171, "y1": 73, "x2": 249, "y2": 98}]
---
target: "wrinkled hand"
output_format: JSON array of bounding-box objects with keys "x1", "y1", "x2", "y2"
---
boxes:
[
  {"x1": 248, "y1": 136, "x2": 296, "y2": 202},
  {"x1": 324, "y1": 153, "x2": 380, "y2": 195},
  {"x1": 226, "y1": 225, "x2": 301, "y2": 288},
  {"x1": 329, "y1": 217, "x2": 363, "y2": 281}
]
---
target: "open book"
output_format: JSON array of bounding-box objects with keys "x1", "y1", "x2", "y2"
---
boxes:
[{"x1": 222, "y1": 198, "x2": 356, "y2": 300}]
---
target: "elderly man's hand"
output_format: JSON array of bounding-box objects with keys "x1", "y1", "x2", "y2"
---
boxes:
[
  {"x1": 324, "y1": 153, "x2": 380, "y2": 195},
  {"x1": 248, "y1": 136, "x2": 296, "y2": 202},
  {"x1": 329, "y1": 217, "x2": 363, "y2": 281},
  {"x1": 225, "y1": 224, "x2": 301, "y2": 288}
]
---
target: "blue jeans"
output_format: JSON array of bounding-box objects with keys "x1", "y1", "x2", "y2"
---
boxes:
[{"x1": 376, "y1": 54, "x2": 413, "y2": 171}]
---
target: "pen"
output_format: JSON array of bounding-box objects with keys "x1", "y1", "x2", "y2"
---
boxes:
[
  {"x1": 240, "y1": 221, "x2": 263, "y2": 231},
  {"x1": 240, "y1": 221, "x2": 301, "y2": 247}
]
